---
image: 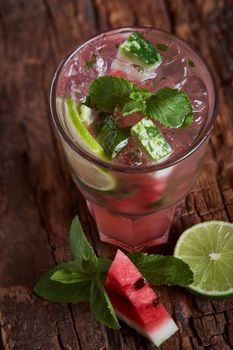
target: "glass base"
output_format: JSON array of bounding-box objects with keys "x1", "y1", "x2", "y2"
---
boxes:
[
  {"x1": 98, "y1": 230, "x2": 170, "y2": 252},
  {"x1": 86, "y1": 200, "x2": 178, "y2": 252}
]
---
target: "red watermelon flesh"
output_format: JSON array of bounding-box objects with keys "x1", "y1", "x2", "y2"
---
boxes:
[{"x1": 105, "y1": 250, "x2": 178, "y2": 347}]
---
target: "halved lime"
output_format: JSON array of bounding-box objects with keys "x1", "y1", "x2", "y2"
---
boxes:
[
  {"x1": 174, "y1": 221, "x2": 233, "y2": 298},
  {"x1": 62, "y1": 98, "x2": 116, "y2": 191}
]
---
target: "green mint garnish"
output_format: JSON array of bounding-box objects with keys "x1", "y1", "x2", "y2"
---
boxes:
[
  {"x1": 129, "y1": 252, "x2": 194, "y2": 287},
  {"x1": 69, "y1": 216, "x2": 98, "y2": 271},
  {"x1": 97, "y1": 115, "x2": 130, "y2": 158},
  {"x1": 97, "y1": 257, "x2": 112, "y2": 273},
  {"x1": 188, "y1": 59, "x2": 195, "y2": 67},
  {"x1": 89, "y1": 76, "x2": 138, "y2": 113},
  {"x1": 180, "y1": 112, "x2": 193, "y2": 128},
  {"x1": 156, "y1": 43, "x2": 169, "y2": 51},
  {"x1": 121, "y1": 100, "x2": 146, "y2": 116},
  {"x1": 129, "y1": 90, "x2": 153, "y2": 101},
  {"x1": 50, "y1": 262, "x2": 92, "y2": 284},
  {"x1": 115, "y1": 43, "x2": 120, "y2": 49},
  {"x1": 90, "y1": 275, "x2": 120, "y2": 329},
  {"x1": 34, "y1": 263, "x2": 91, "y2": 303},
  {"x1": 88, "y1": 76, "x2": 193, "y2": 128},
  {"x1": 34, "y1": 216, "x2": 119, "y2": 329},
  {"x1": 85, "y1": 53, "x2": 97, "y2": 70},
  {"x1": 34, "y1": 216, "x2": 193, "y2": 329},
  {"x1": 146, "y1": 88, "x2": 193, "y2": 128}
]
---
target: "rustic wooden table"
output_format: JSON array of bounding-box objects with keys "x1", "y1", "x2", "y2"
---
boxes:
[{"x1": 1, "y1": 0, "x2": 233, "y2": 349}]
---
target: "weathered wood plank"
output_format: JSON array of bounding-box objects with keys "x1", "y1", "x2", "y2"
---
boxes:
[{"x1": 0, "y1": 0, "x2": 233, "y2": 349}]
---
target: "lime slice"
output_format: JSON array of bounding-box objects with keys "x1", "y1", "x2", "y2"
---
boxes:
[
  {"x1": 63, "y1": 99, "x2": 116, "y2": 191},
  {"x1": 64, "y1": 98, "x2": 106, "y2": 159},
  {"x1": 174, "y1": 221, "x2": 233, "y2": 298},
  {"x1": 67, "y1": 149, "x2": 116, "y2": 191},
  {"x1": 64, "y1": 145, "x2": 116, "y2": 191}
]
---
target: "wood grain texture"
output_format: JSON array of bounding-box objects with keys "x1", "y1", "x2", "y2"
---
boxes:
[{"x1": 0, "y1": 0, "x2": 233, "y2": 349}]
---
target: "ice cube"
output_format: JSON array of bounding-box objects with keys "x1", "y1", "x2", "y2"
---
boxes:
[
  {"x1": 162, "y1": 41, "x2": 181, "y2": 65},
  {"x1": 110, "y1": 58, "x2": 157, "y2": 83},
  {"x1": 182, "y1": 76, "x2": 208, "y2": 113},
  {"x1": 154, "y1": 41, "x2": 190, "y2": 91},
  {"x1": 95, "y1": 56, "x2": 108, "y2": 76},
  {"x1": 164, "y1": 130, "x2": 193, "y2": 151},
  {"x1": 115, "y1": 136, "x2": 151, "y2": 166}
]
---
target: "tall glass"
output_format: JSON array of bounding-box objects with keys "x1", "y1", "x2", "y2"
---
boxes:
[{"x1": 50, "y1": 27, "x2": 217, "y2": 252}]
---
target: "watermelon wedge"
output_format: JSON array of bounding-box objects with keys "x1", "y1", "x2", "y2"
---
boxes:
[{"x1": 105, "y1": 250, "x2": 178, "y2": 347}]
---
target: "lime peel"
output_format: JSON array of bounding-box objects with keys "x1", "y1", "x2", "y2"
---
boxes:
[
  {"x1": 63, "y1": 98, "x2": 116, "y2": 191},
  {"x1": 65, "y1": 98, "x2": 107, "y2": 160}
]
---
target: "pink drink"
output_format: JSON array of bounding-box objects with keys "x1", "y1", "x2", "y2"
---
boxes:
[{"x1": 50, "y1": 28, "x2": 217, "y2": 251}]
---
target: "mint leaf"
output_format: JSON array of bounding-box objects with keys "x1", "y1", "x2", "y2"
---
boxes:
[
  {"x1": 50, "y1": 262, "x2": 93, "y2": 284},
  {"x1": 88, "y1": 76, "x2": 138, "y2": 113},
  {"x1": 69, "y1": 216, "x2": 98, "y2": 271},
  {"x1": 88, "y1": 77, "x2": 193, "y2": 128},
  {"x1": 34, "y1": 264, "x2": 91, "y2": 302},
  {"x1": 97, "y1": 257, "x2": 112, "y2": 274},
  {"x1": 121, "y1": 100, "x2": 146, "y2": 116},
  {"x1": 130, "y1": 91, "x2": 153, "y2": 101},
  {"x1": 90, "y1": 275, "x2": 120, "y2": 329},
  {"x1": 146, "y1": 88, "x2": 193, "y2": 128},
  {"x1": 97, "y1": 115, "x2": 130, "y2": 158},
  {"x1": 129, "y1": 252, "x2": 193, "y2": 287},
  {"x1": 181, "y1": 112, "x2": 193, "y2": 127}
]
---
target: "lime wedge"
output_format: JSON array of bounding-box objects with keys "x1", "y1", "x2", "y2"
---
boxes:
[
  {"x1": 63, "y1": 98, "x2": 116, "y2": 191},
  {"x1": 69, "y1": 154, "x2": 116, "y2": 191},
  {"x1": 174, "y1": 221, "x2": 233, "y2": 298},
  {"x1": 64, "y1": 98, "x2": 106, "y2": 159}
]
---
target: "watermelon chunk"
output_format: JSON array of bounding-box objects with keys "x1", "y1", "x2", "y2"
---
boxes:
[{"x1": 105, "y1": 250, "x2": 178, "y2": 347}]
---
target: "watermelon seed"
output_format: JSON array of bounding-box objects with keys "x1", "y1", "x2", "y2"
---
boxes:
[
  {"x1": 133, "y1": 278, "x2": 146, "y2": 289},
  {"x1": 153, "y1": 298, "x2": 159, "y2": 307}
]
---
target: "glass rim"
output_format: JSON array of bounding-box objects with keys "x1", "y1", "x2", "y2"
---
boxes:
[{"x1": 50, "y1": 26, "x2": 218, "y2": 173}]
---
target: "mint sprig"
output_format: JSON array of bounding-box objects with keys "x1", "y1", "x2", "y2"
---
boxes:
[
  {"x1": 121, "y1": 100, "x2": 146, "y2": 116},
  {"x1": 69, "y1": 216, "x2": 97, "y2": 271},
  {"x1": 90, "y1": 275, "x2": 120, "y2": 329},
  {"x1": 34, "y1": 215, "x2": 193, "y2": 329},
  {"x1": 34, "y1": 216, "x2": 118, "y2": 329},
  {"x1": 129, "y1": 252, "x2": 193, "y2": 287},
  {"x1": 51, "y1": 263, "x2": 92, "y2": 284},
  {"x1": 96, "y1": 115, "x2": 130, "y2": 158},
  {"x1": 88, "y1": 76, "x2": 193, "y2": 128},
  {"x1": 146, "y1": 88, "x2": 193, "y2": 128},
  {"x1": 34, "y1": 263, "x2": 91, "y2": 303},
  {"x1": 89, "y1": 76, "x2": 137, "y2": 113}
]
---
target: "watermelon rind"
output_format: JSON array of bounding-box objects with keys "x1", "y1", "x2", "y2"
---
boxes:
[{"x1": 116, "y1": 309, "x2": 178, "y2": 347}]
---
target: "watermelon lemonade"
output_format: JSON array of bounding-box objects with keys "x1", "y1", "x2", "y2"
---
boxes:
[{"x1": 50, "y1": 27, "x2": 217, "y2": 251}]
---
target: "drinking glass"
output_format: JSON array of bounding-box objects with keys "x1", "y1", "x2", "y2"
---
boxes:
[{"x1": 50, "y1": 27, "x2": 217, "y2": 252}]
